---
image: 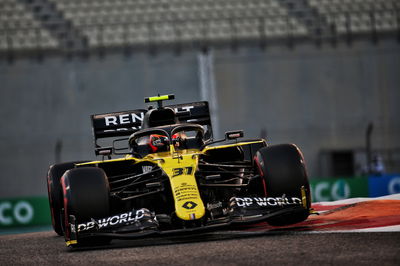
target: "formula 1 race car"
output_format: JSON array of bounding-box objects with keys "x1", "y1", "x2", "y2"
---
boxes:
[{"x1": 46, "y1": 94, "x2": 312, "y2": 247}]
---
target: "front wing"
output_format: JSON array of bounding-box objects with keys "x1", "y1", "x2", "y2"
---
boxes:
[{"x1": 65, "y1": 195, "x2": 309, "y2": 247}]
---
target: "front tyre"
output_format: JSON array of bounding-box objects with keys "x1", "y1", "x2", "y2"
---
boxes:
[
  {"x1": 61, "y1": 167, "x2": 110, "y2": 246},
  {"x1": 47, "y1": 162, "x2": 85, "y2": 236},
  {"x1": 255, "y1": 144, "x2": 311, "y2": 226}
]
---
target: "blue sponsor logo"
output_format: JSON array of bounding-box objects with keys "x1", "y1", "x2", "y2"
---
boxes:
[{"x1": 368, "y1": 174, "x2": 400, "y2": 197}]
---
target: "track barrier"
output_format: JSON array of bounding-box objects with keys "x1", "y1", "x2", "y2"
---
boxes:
[
  {"x1": 310, "y1": 174, "x2": 400, "y2": 202},
  {"x1": 1, "y1": 174, "x2": 399, "y2": 229},
  {"x1": 0, "y1": 197, "x2": 51, "y2": 228}
]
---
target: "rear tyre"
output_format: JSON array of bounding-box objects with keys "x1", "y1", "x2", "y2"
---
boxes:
[
  {"x1": 61, "y1": 167, "x2": 110, "y2": 246},
  {"x1": 255, "y1": 144, "x2": 311, "y2": 226},
  {"x1": 47, "y1": 162, "x2": 84, "y2": 236}
]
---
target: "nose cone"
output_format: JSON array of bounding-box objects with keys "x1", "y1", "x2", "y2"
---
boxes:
[{"x1": 156, "y1": 154, "x2": 205, "y2": 221}]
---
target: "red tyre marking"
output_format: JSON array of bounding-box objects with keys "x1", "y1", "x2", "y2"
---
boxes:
[
  {"x1": 61, "y1": 176, "x2": 70, "y2": 240},
  {"x1": 254, "y1": 156, "x2": 267, "y2": 196},
  {"x1": 261, "y1": 178, "x2": 267, "y2": 197},
  {"x1": 47, "y1": 178, "x2": 56, "y2": 228}
]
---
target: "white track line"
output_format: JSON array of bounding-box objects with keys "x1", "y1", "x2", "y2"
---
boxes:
[{"x1": 313, "y1": 193, "x2": 400, "y2": 206}]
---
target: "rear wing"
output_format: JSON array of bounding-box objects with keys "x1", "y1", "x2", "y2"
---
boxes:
[{"x1": 91, "y1": 101, "x2": 213, "y2": 151}]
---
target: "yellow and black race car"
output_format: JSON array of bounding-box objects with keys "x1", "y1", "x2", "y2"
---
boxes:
[{"x1": 46, "y1": 94, "x2": 311, "y2": 247}]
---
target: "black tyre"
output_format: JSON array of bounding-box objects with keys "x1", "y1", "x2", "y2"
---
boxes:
[
  {"x1": 255, "y1": 144, "x2": 311, "y2": 226},
  {"x1": 47, "y1": 161, "x2": 85, "y2": 236},
  {"x1": 61, "y1": 167, "x2": 110, "y2": 246}
]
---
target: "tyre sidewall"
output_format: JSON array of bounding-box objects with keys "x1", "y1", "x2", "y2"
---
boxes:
[
  {"x1": 61, "y1": 167, "x2": 110, "y2": 242},
  {"x1": 47, "y1": 161, "x2": 85, "y2": 235},
  {"x1": 255, "y1": 144, "x2": 311, "y2": 225}
]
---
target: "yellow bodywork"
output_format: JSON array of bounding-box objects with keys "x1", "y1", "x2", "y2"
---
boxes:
[
  {"x1": 150, "y1": 146, "x2": 205, "y2": 220},
  {"x1": 77, "y1": 140, "x2": 265, "y2": 221},
  {"x1": 147, "y1": 95, "x2": 172, "y2": 102},
  {"x1": 66, "y1": 240, "x2": 77, "y2": 247}
]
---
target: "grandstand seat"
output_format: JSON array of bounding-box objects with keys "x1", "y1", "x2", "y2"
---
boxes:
[{"x1": 1, "y1": 0, "x2": 398, "y2": 53}]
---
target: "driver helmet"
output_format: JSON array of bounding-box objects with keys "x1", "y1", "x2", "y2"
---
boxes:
[
  {"x1": 172, "y1": 131, "x2": 187, "y2": 148},
  {"x1": 148, "y1": 134, "x2": 169, "y2": 152}
]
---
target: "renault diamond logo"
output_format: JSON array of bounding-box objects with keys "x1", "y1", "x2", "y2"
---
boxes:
[{"x1": 182, "y1": 201, "x2": 197, "y2": 210}]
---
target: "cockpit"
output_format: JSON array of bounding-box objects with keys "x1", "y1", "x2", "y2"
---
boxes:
[{"x1": 129, "y1": 124, "x2": 205, "y2": 157}]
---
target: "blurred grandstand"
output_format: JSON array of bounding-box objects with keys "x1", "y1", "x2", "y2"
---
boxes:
[{"x1": 0, "y1": 0, "x2": 399, "y2": 58}]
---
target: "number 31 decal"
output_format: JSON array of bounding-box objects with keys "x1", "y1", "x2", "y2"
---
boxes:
[{"x1": 172, "y1": 167, "x2": 193, "y2": 177}]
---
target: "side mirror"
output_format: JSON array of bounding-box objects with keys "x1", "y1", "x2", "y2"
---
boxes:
[
  {"x1": 225, "y1": 130, "x2": 244, "y2": 140},
  {"x1": 95, "y1": 147, "x2": 113, "y2": 156}
]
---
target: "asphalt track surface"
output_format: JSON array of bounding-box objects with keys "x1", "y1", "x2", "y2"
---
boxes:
[
  {"x1": 2, "y1": 196, "x2": 400, "y2": 265},
  {"x1": 1, "y1": 230, "x2": 399, "y2": 265}
]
